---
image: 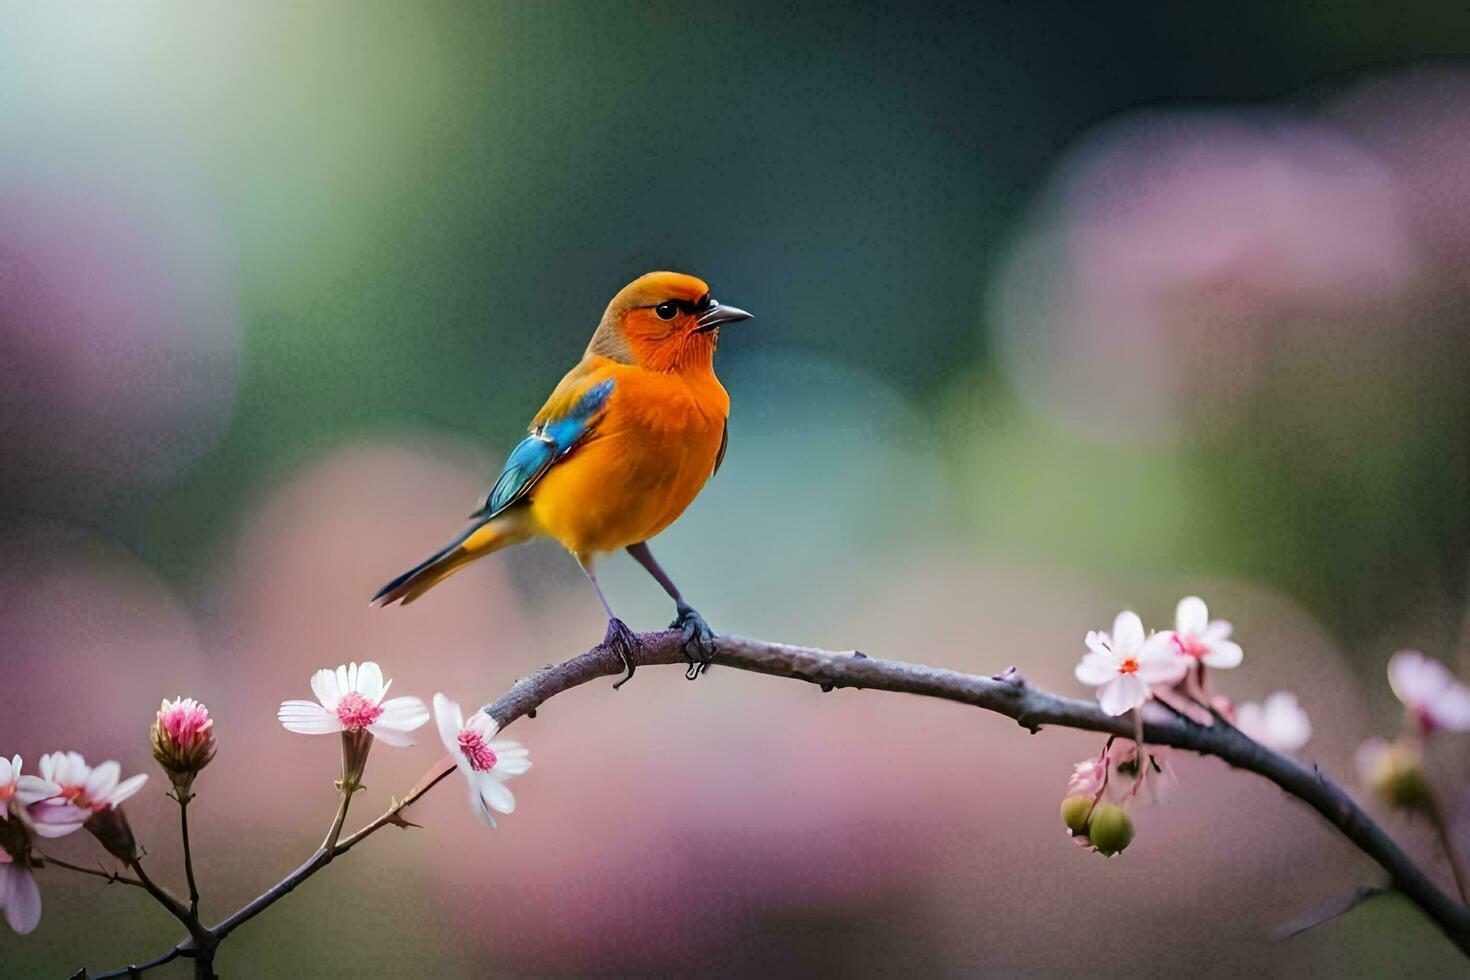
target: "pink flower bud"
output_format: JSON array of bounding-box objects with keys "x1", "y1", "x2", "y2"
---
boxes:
[{"x1": 151, "y1": 697, "x2": 217, "y2": 792}]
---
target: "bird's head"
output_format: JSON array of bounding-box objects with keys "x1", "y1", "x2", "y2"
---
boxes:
[{"x1": 586, "y1": 271, "x2": 752, "y2": 373}]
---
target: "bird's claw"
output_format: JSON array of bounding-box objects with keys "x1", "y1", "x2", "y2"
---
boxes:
[
  {"x1": 603, "y1": 617, "x2": 641, "y2": 690},
  {"x1": 671, "y1": 605, "x2": 717, "y2": 680}
]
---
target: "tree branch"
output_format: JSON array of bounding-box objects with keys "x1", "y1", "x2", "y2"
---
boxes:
[{"x1": 86, "y1": 628, "x2": 1470, "y2": 975}]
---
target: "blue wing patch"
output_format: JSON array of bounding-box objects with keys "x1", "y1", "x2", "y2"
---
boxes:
[{"x1": 472, "y1": 378, "x2": 614, "y2": 519}]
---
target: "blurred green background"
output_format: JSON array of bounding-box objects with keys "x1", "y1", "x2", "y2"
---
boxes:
[{"x1": 3, "y1": 2, "x2": 1470, "y2": 976}]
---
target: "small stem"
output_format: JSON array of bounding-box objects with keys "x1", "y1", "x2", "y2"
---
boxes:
[
  {"x1": 177, "y1": 794, "x2": 201, "y2": 917},
  {"x1": 322, "y1": 782, "x2": 355, "y2": 853},
  {"x1": 39, "y1": 854, "x2": 144, "y2": 888},
  {"x1": 1427, "y1": 796, "x2": 1470, "y2": 904}
]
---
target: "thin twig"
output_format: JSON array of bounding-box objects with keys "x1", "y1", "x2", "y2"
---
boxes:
[
  {"x1": 90, "y1": 628, "x2": 1470, "y2": 973},
  {"x1": 39, "y1": 855, "x2": 144, "y2": 888},
  {"x1": 176, "y1": 794, "x2": 201, "y2": 918}
]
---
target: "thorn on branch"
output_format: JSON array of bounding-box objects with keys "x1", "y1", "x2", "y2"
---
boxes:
[
  {"x1": 852, "y1": 651, "x2": 868, "y2": 659},
  {"x1": 992, "y1": 666, "x2": 1026, "y2": 686},
  {"x1": 526, "y1": 708, "x2": 537, "y2": 719},
  {"x1": 385, "y1": 799, "x2": 422, "y2": 830}
]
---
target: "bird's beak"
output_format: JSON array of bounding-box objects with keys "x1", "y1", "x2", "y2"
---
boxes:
[{"x1": 695, "y1": 301, "x2": 753, "y2": 332}]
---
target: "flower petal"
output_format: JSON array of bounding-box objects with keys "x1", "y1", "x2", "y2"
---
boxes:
[
  {"x1": 1097, "y1": 674, "x2": 1148, "y2": 716},
  {"x1": 1388, "y1": 650, "x2": 1444, "y2": 707},
  {"x1": 14, "y1": 776, "x2": 60, "y2": 806},
  {"x1": 2, "y1": 863, "x2": 41, "y2": 934},
  {"x1": 376, "y1": 696, "x2": 430, "y2": 734},
  {"x1": 1084, "y1": 630, "x2": 1112, "y2": 656},
  {"x1": 310, "y1": 668, "x2": 342, "y2": 711},
  {"x1": 366, "y1": 724, "x2": 415, "y2": 748},
  {"x1": 1075, "y1": 652, "x2": 1117, "y2": 686},
  {"x1": 433, "y1": 694, "x2": 465, "y2": 754},
  {"x1": 1111, "y1": 611, "x2": 1145, "y2": 655},
  {"x1": 490, "y1": 740, "x2": 531, "y2": 777},
  {"x1": 1429, "y1": 685, "x2": 1470, "y2": 732},
  {"x1": 466, "y1": 781, "x2": 496, "y2": 828},
  {"x1": 83, "y1": 761, "x2": 120, "y2": 802},
  {"x1": 107, "y1": 773, "x2": 149, "y2": 807},
  {"x1": 1175, "y1": 596, "x2": 1208, "y2": 635},
  {"x1": 28, "y1": 801, "x2": 86, "y2": 838},
  {"x1": 1202, "y1": 640, "x2": 1243, "y2": 670},
  {"x1": 278, "y1": 700, "x2": 342, "y2": 735},
  {"x1": 477, "y1": 773, "x2": 516, "y2": 815},
  {"x1": 356, "y1": 662, "x2": 385, "y2": 701},
  {"x1": 1135, "y1": 642, "x2": 1189, "y2": 685}
]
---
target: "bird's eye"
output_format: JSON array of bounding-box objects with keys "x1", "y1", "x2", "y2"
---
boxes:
[{"x1": 655, "y1": 301, "x2": 679, "y2": 320}]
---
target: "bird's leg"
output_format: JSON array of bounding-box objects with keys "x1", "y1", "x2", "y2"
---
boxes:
[
  {"x1": 626, "y1": 542, "x2": 717, "y2": 679},
  {"x1": 579, "y1": 558, "x2": 640, "y2": 689}
]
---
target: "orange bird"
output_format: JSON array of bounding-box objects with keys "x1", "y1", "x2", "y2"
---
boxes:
[{"x1": 372, "y1": 271, "x2": 751, "y2": 686}]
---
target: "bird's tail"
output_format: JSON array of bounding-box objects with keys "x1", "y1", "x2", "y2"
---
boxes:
[{"x1": 371, "y1": 509, "x2": 535, "y2": 607}]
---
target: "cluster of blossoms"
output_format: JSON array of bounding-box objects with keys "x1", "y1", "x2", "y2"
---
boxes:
[
  {"x1": 277, "y1": 661, "x2": 530, "y2": 825},
  {"x1": 0, "y1": 751, "x2": 151, "y2": 933},
  {"x1": 1356, "y1": 650, "x2": 1470, "y2": 812},
  {"x1": 0, "y1": 662, "x2": 529, "y2": 936},
  {"x1": 1064, "y1": 596, "x2": 1311, "y2": 856}
]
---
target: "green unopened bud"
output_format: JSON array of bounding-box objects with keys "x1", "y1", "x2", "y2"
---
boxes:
[
  {"x1": 1365, "y1": 741, "x2": 1431, "y2": 810},
  {"x1": 1060, "y1": 795, "x2": 1094, "y2": 836},
  {"x1": 1088, "y1": 804, "x2": 1134, "y2": 857}
]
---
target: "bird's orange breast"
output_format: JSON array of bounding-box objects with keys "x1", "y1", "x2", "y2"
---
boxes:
[{"x1": 528, "y1": 363, "x2": 728, "y2": 558}]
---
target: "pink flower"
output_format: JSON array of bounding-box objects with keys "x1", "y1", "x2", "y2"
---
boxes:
[
  {"x1": 29, "y1": 753, "x2": 148, "y2": 839},
  {"x1": 1387, "y1": 650, "x2": 1470, "y2": 734},
  {"x1": 1167, "y1": 596, "x2": 1243, "y2": 669},
  {"x1": 433, "y1": 694, "x2": 531, "y2": 826},
  {"x1": 1235, "y1": 691, "x2": 1312, "y2": 754},
  {"x1": 157, "y1": 698, "x2": 213, "y2": 752},
  {"x1": 1076, "y1": 611, "x2": 1187, "y2": 715},
  {"x1": 278, "y1": 661, "x2": 429, "y2": 746},
  {"x1": 0, "y1": 756, "x2": 59, "y2": 819}
]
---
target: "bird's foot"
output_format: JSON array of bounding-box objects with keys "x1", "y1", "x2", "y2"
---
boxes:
[
  {"x1": 671, "y1": 604, "x2": 717, "y2": 680},
  {"x1": 602, "y1": 617, "x2": 641, "y2": 690}
]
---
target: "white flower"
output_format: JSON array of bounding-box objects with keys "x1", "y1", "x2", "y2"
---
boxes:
[
  {"x1": 0, "y1": 756, "x2": 59, "y2": 818},
  {"x1": 29, "y1": 753, "x2": 148, "y2": 839},
  {"x1": 278, "y1": 661, "x2": 429, "y2": 746},
  {"x1": 1076, "y1": 611, "x2": 1187, "y2": 715},
  {"x1": 0, "y1": 848, "x2": 41, "y2": 934},
  {"x1": 1236, "y1": 691, "x2": 1312, "y2": 754},
  {"x1": 433, "y1": 694, "x2": 531, "y2": 826},
  {"x1": 1387, "y1": 650, "x2": 1470, "y2": 734},
  {"x1": 1168, "y1": 596, "x2": 1243, "y2": 669}
]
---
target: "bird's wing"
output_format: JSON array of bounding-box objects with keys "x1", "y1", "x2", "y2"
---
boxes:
[
  {"x1": 712, "y1": 421, "x2": 728, "y2": 479},
  {"x1": 471, "y1": 374, "x2": 615, "y2": 520}
]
